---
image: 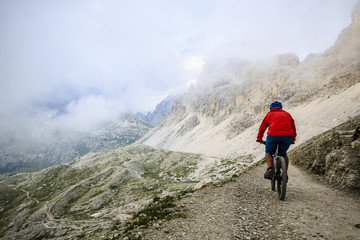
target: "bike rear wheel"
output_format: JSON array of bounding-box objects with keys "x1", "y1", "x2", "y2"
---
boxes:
[{"x1": 277, "y1": 157, "x2": 287, "y2": 200}]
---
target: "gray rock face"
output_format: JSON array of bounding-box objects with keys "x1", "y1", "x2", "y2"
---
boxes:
[
  {"x1": 289, "y1": 115, "x2": 360, "y2": 190},
  {"x1": 276, "y1": 53, "x2": 299, "y2": 65},
  {"x1": 178, "y1": 116, "x2": 200, "y2": 135},
  {"x1": 136, "y1": 95, "x2": 177, "y2": 125}
]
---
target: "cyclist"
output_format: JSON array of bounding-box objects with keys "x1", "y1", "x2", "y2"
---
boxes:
[{"x1": 256, "y1": 101, "x2": 297, "y2": 179}]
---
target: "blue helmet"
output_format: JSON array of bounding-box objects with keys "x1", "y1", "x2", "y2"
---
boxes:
[{"x1": 270, "y1": 101, "x2": 282, "y2": 109}]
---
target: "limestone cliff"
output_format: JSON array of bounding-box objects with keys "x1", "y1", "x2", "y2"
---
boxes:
[{"x1": 139, "y1": 1, "x2": 360, "y2": 160}]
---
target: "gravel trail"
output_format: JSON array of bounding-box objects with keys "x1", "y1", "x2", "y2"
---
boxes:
[{"x1": 140, "y1": 163, "x2": 360, "y2": 240}]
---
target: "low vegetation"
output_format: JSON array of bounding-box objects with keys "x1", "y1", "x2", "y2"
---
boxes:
[
  {"x1": 0, "y1": 145, "x2": 252, "y2": 239},
  {"x1": 105, "y1": 189, "x2": 193, "y2": 240}
]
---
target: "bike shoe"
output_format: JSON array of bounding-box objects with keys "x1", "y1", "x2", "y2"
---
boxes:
[{"x1": 264, "y1": 167, "x2": 274, "y2": 179}]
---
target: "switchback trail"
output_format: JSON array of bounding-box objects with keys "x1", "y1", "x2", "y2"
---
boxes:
[{"x1": 140, "y1": 163, "x2": 360, "y2": 240}]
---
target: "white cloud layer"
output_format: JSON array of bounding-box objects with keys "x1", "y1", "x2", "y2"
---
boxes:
[
  {"x1": 183, "y1": 56, "x2": 205, "y2": 71},
  {"x1": 0, "y1": 0, "x2": 357, "y2": 132}
]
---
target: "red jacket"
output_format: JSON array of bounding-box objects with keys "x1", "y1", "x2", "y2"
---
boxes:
[{"x1": 257, "y1": 107, "x2": 297, "y2": 142}]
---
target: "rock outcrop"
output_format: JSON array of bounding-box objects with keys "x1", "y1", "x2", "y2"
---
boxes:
[{"x1": 289, "y1": 115, "x2": 360, "y2": 190}]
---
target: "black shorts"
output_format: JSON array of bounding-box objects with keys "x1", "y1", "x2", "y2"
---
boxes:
[{"x1": 265, "y1": 135, "x2": 293, "y2": 157}]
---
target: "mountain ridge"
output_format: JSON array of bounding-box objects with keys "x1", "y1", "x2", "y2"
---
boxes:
[
  {"x1": 138, "y1": 1, "x2": 360, "y2": 160},
  {"x1": 136, "y1": 95, "x2": 177, "y2": 126}
]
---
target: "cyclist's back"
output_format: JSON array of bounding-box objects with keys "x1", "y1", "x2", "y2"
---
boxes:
[
  {"x1": 257, "y1": 107, "x2": 295, "y2": 140},
  {"x1": 256, "y1": 101, "x2": 297, "y2": 179}
]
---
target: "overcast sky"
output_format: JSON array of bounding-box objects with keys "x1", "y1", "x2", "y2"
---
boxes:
[{"x1": 0, "y1": 0, "x2": 357, "y2": 131}]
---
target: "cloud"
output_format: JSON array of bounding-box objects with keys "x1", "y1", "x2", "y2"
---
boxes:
[
  {"x1": 183, "y1": 56, "x2": 205, "y2": 71},
  {"x1": 183, "y1": 56, "x2": 205, "y2": 87},
  {"x1": 0, "y1": 0, "x2": 357, "y2": 136},
  {"x1": 54, "y1": 95, "x2": 127, "y2": 132}
]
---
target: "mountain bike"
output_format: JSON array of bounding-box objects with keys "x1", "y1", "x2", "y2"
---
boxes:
[{"x1": 259, "y1": 141, "x2": 287, "y2": 201}]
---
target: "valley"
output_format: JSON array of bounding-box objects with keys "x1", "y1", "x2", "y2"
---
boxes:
[{"x1": 0, "y1": 1, "x2": 359, "y2": 239}]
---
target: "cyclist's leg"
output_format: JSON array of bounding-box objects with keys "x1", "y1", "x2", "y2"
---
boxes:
[
  {"x1": 284, "y1": 155, "x2": 289, "y2": 171},
  {"x1": 264, "y1": 136, "x2": 277, "y2": 179},
  {"x1": 265, "y1": 136, "x2": 277, "y2": 167},
  {"x1": 277, "y1": 136, "x2": 293, "y2": 172},
  {"x1": 265, "y1": 153, "x2": 272, "y2": 168}
]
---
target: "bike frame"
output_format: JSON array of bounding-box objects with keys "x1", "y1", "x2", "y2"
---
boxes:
[
  {"x1": 272, "y1": 144, "x2": 284, "y2": 175},
  {"x1": 272, "y1": 144, "x2": 287, "y2": 200},
  {"x1": 260, "y1": 140, "x2": 287, "y2": 200}
]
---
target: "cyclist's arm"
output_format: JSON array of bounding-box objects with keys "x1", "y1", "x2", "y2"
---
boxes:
[
  {"x1": 257, "y1": 115, "x2": 269, "y2": 141},
  {"x1": 291, "y1": 117, "x2": 297, "y2": 142}
]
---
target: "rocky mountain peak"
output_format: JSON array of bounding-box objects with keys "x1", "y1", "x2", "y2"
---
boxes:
[
  {"x1": 324, "y1": 0, "x2": 360, "y2": 58},
  {"x1": 352, "y1": 0, "x2": 360, "y2": 26},
  {"x1": 351, "y1": 0, "x2": 360, "y2": 47},
  {"x1": 140, "y1": 2, "x2": 360, "y2": 159},
  {"x1": 136, "y1": 95, "x2": 177, "y2": 125},
  {"x1": 275, "y1": 53, "x2": 299, "y2": 65}
]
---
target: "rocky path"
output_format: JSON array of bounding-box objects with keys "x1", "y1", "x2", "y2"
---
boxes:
[{"x1": 140, "y1": 163, "x2": 360, "y2": 240}]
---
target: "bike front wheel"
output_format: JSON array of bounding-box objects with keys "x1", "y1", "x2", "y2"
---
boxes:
[
  {"x1": 271, "y1": 176, "x2": 275, "y2": 191},
  {"x1": 277, "y1": 157, "x2": 287, "y2": 200}
]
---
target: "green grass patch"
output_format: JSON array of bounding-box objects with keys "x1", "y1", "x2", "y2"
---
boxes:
[
  {"x1": 220, "y1": 167, "x2": 235, "y2": 174},
  {"x1": 89, "y1": 189, "x2": 105, "y2": 198},
  {"x1": 0, "y1": 184, "x2": 27, "y2": 232},
  {"x1": 25, "y1": 166, "x2": 95, "y2": 202},
  {"x1": 221, "y1": 159, "x2": 236, "y2": 165},
  {"x1": 124, "y1": 195, "x2": 185, "y2": 233},
  {"x1": 141, "y1": 171, "x2": 161, "y2": 180}
]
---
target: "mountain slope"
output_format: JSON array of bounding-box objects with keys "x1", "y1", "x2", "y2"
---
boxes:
[
  {"x1": 1, "y1": 115, "x2": 359, "y2": 239},
  {"x1": 0, "y1": 145, "x2": 250, "y2": 239},
  {"x1": 138, "y1": 1, "x2": 360, "y2": 160},
  {"x1": 140, "y1": 83, "x2": 360, "y2": 159}
]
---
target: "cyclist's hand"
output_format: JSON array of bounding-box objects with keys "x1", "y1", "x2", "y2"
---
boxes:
[
  {"x1": 291, "y1": 141, "x2": 295, "y2": 144},
  {"x1": 256, "y1": 140, "x2": 266, "y2": 144}
]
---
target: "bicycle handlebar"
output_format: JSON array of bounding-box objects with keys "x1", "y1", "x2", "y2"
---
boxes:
[
  {"x1": 257, "y1": 140, "x2": 295, "y2": 145},
  {"x1": 257, "y1": 140, "x2": 266, "y2": 145}
]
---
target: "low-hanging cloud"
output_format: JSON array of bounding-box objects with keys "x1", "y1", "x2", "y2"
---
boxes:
[
  {"x1": 0, "y1": 0, "x2": 357, "y2": 140},
  {"x1": 54, "y1": 95, "x2": 127, "y2": 132}
]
